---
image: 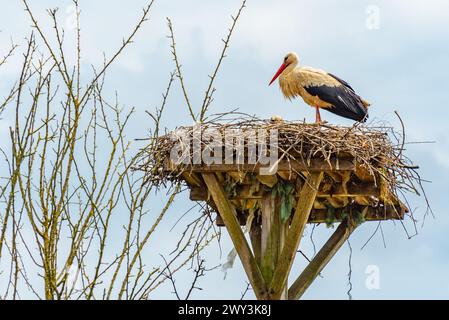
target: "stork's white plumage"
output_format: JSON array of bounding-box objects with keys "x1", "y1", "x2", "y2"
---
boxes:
[{"x1": 269, "y1": 52, "x2": 370, "y2": 123}]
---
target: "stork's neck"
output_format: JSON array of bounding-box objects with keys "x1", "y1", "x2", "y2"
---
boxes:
[{"x1": 281, "y1": 61, "x2": 298, "y2": 77}]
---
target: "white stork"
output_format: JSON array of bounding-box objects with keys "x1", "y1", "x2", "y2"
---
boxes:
[{"x1": 269, "y1": 52, "x2": 370, "y2": 123}]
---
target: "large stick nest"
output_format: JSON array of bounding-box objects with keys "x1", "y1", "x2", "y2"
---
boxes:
[{"x1": 135, "y1": 116, "x2": 426, "y2": 224}]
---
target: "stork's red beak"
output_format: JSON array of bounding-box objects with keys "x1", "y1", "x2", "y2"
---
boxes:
[{"x1": 269, "y1": 63, "x2": 287, "y2": 86}]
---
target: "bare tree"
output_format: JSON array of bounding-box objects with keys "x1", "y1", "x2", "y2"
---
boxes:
[{"x1": 0, "y1": 0, "x2": 233, "y2": 299}]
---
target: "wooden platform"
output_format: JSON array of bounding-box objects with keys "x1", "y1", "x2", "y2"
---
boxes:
[{"x1": 164, "y1": 157, "x2": 407, "y2": 227}]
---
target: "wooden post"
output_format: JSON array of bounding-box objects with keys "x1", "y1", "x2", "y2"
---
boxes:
[
  {"x1": 269, "y1": 172, "x2": 323, "y2": 299},
  {"x1": 260, "y1": 192, "x2": 288, "y2": 299},
  {"x1": 202, "y1": 173, "x2": 267, "y2": 299}
]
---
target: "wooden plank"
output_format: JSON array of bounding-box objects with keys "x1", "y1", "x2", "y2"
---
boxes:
[
  {"x1": 288, "y1": 215, "x2": 363, "y2": 300},
  {"x1": 202, "y1": 173, "x2": 267, "y2": 299},
  {"x1": 308, "y1": 205, "x2": 405, "y2": 223},
  {"x1": 190, "y1": 182, "x2": 378, "y2": 201},
  {"x1": 269, "y1": 172, "x2": 323, "y2": 299},
  {"x1": 166, "y1": 158, "x2": 355, "y2": 173},
  {"x1": 319, "y1": 181, "x2": 378, "y2": 197},
  {"x1": 215, "y1": 205, "x2": 405, "y2": 226}
]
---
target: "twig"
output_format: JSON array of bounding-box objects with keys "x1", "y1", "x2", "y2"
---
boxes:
[
  {"x1": 346, "y1": 240, "x2": 353, "y2": 300},
  {"x1": 199, "y1": 0, "x2": 248, "y2": 121},
  {"x1": 161, "y1": 255, "x2": 181, "y2": 300},
  {"x1": 240, "y1": 282, "x2": 251, "y2": 300},
  {"x1": 166, "y1": 18, "x2": 196, "y2": 121}
]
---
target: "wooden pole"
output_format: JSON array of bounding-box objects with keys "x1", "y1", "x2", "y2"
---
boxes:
[
  {"x1": 202, "y1": 173, "x2": 267, "y2": 299},
  {"x1": 269, "y1": 172, "x2": 323, "y2": 299},
  {"x1": 260, "y1": 192, "x2": 288, "y2": 299}
]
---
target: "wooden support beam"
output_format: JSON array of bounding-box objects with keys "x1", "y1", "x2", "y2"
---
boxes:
[
  {"x1": 202, "y1": 173, "x2": 267, "y2": 299},
  {"x1": 269, "y1": 172, "x2": 323, "y2": 299},
  {"x1": 288, "y1": 216, "x2": 361, "y2": 300}
]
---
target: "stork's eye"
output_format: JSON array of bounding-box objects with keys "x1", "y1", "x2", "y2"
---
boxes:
[{"x1": 284, "y1": 56, "x2": 288, "y2": 62}]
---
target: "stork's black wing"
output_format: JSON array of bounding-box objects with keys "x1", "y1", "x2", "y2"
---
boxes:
[{"x1": 304, "y1": 74, "x2": 368, "y2": 122}]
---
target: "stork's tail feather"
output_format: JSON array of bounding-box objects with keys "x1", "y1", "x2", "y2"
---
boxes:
[
  {"x1": 326, "y1": 89, "x2": 369, "y2": 122},
  {"x1": 325, "y1": 103, "x2": 368, "y2": 122},
  {"x1": 327, "y1": 72, "x2": 370, "y2": 118}
]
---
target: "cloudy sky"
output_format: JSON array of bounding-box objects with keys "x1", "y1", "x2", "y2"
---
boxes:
[{"x1": 1, "y1": 0, "x2": 449, "y2": 299}]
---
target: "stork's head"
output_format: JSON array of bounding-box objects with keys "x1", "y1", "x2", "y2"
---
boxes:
[{"x1": 269, "y1": 52, "x2": 299, "y2": 85}]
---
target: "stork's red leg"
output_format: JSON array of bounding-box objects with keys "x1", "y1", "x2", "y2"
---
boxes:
[{"x1": 315, "y1": 106, "x2": 322, "y2": 123}]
